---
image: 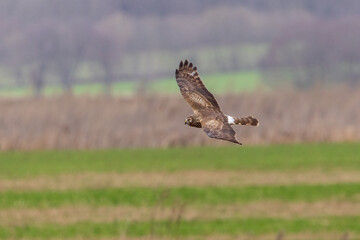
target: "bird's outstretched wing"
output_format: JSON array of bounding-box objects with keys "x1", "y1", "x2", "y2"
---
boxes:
[
  {"x1": 203, "y1": 121, "x2": 241, "y2": 145},
  {"x1": 175, "y1": 60, "x2": 220, "y2": 113},
  {"x1": 175, "y1": 59, "x2": 241, "y2": 145}
]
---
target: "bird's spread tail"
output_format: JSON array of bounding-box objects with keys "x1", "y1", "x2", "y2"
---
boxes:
[{"x1": 228, "y1": 115, "x2": 259, "y2": 126}]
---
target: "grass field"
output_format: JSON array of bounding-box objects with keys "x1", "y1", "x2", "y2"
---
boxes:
[
  {"x1": 0, "y1": 70, "x2": 261, "y2": 97},
  {"x1": 149, "y1": 71, "x2": 260, "y2": 94},
  {"x1": 0, "y1": 142, "x2": 359, "y2": 239}
]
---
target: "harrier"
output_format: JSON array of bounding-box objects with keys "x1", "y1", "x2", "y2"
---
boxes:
[{"x1": 175, "y1": 60, "x2": 259, "y2": 145}]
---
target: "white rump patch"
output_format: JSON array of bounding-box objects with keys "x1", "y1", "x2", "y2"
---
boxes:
[{"x1": 227, "y1": 115, "x2": 235, "y2": 125}]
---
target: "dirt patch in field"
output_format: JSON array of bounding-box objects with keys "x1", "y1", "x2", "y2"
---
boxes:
[
  {"x1": 30, "y1": 232, "x2": 359, "y2": 240},
  {"x1": 14, "y1": 233, "x2": 359, "y2": 240},
  {"x1": 1, "y1": 201, "x2": 359, "y2": 226},
  {"x1": 190, "y1": 233, "x2": 358, "y2": 240},
  {"x1": 1, "y1": 170, "x2": 360, "y2": 191}
]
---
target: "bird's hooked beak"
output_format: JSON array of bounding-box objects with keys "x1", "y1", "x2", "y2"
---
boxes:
[{"x1": 185, "y1": 119, "x2": 189, "y2": 125}]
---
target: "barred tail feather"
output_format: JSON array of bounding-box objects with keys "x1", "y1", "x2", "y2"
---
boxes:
[{"x1": 234, "y1": 116, "x2": 259, "y2": 126}]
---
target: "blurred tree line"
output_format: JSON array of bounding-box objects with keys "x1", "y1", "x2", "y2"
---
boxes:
[
  {"x1": 261, "y1": 18, "x2": 360, "y2": 88},
  {"x1": 0, "y1": 0, "x2": 360, "y2": 95}
]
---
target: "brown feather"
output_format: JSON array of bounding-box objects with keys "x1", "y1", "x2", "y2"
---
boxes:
[
  {"x1": 175, "y1": 59, "x2": 220, "y2": 111},
  {"x1": 234, "y1": 116, "x2": 259, "y2": 126},
  {"x1": 175, "y1": 59, "x2": 254, "y2": 145},
  {"x1": 204, "y1": 124, "x2": 241, "y2": 145}
]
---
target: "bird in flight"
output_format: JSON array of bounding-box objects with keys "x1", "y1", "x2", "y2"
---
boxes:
[{"x1": 175, "y1": 60, "x2": 259, "y2": 145}]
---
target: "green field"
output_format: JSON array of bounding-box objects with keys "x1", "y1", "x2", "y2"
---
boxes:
[
  {"x1": 0, "y1": 143, "x2": 359, "y2": 239},
  {"x1": 0, "y1": 70, "x2": 261, "y2": 97},
  {"x1": 149, "y1": 71, "x2": 260, "y2": 94}
]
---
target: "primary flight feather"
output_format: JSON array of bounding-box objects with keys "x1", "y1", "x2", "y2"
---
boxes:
[{"x1": 175, "y1": 60, "x2": 259, "y2": 145}]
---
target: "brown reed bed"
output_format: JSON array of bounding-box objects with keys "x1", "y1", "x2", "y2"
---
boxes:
[{"x1": 0, "y1": 87, "x2": 359, "y2": 150}]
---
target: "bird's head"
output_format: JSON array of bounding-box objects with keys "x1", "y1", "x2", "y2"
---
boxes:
[{"x1": 185, "y1": 116, "x2": 193, "y2": 126}]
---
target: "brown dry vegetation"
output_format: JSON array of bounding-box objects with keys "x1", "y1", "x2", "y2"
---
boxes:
[
  {"x1": 0, "y1": 87, "x2": 359, "y2": 150},
  {"x1": 1, "y1": 170, "x2": 360, "y2": 191},
  {"x1": 1, "y1": 201, "x2": 359, "y2": 227}
]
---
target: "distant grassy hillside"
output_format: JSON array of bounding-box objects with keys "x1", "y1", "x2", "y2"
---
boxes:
[
  {"x1": 0, "y1": 70, "x2": 261, "y2": 97},
  {"x1": 150, "y1": 71, "x2": 260, "y2": 94}
]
